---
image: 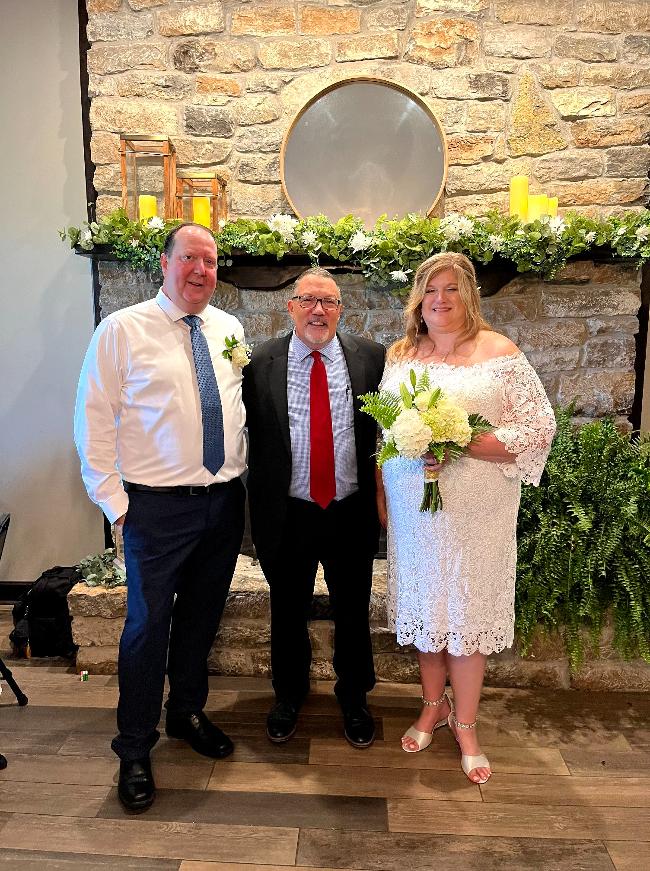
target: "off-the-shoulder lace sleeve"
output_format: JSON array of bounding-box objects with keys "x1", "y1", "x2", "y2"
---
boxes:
[
  {"x1": 379, "y1": 359, "x2": 401, "y2": 391},
  {"x1": 493, "y1": 354, "x2": 556, "y2": 485}
]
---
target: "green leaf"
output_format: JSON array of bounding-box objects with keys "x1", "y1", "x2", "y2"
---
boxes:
[
  {"x1": 377, "y1": 440, "x2": 399, "y2": 467},
  {"x1": 399, "y1": 382, "x2": 413, "y2": 408}
]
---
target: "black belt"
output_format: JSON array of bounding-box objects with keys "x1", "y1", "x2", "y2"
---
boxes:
[{"x1": 123, "y1": 481, "x2": 226, "y2": 496}]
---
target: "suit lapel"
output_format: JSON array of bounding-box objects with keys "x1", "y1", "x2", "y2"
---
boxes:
[
  {"x1": 339, "y1": 331, "x2": 366, "y2": 413},
  {"x1": 266, "y1": 334, "x2": 291, "y2": 457},
  {"x1": 338, "y1": 332, "x2": 369, "y2": 472}
]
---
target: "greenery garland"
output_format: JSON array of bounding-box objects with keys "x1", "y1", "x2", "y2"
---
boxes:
[
  {"x1": 516, "y1": 409, "x2": 650, "y2": 669},
  {"x1": 61, "y1": 207, "x2": 650, "y2": 289}
]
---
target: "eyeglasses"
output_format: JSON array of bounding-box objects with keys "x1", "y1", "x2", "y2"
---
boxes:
[{"x1": 291, "y1": 295, "x2": 342, "y2": 311}]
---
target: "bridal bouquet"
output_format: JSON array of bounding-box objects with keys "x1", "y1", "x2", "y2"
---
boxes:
[{"x1": 360, "y1": 368, "x2": 494, "y2": 513}]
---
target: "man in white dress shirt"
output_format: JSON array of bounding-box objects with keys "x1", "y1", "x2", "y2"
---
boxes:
[{"x1": 74, "y1": 223, "x2": 246, "y2": 812}]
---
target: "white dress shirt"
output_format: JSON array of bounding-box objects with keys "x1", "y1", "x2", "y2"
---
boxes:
[
  {"x1": 74, "y1": 289, "x2": 247, "y2": 523},
  {"x1": 287, "y1": 332, "x2": 358, "y2": 502}
]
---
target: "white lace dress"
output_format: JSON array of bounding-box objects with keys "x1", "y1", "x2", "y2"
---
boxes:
[{"x1": 381, "y1": 352, "x2": 556, "y2": 656}]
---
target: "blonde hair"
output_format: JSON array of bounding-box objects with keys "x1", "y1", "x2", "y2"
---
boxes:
[{"x1": 387, "y1": 252, "x2": 490, "y2": 362}]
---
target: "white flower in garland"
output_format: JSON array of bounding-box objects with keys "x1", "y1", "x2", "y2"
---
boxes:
[
  {"x1": 349, "y1": 229, "x2": 373, "y2": 252},
  {"x1": 635, "y1": 225, "x2": 650, "y2": 241},
  {"x1": 268, "y1": 213, "x2": 299, "y2": 242},
  {"x1": 301, "y1": 229, "x2": 320, "y2": 249},
  {"x1": 581, "y1": 230, "x2": 597, "y2": 244},
  {"x1": 148, "y1": 216, "x2": 165, "y2": 230},
  {"x1": 389, "y1": 269, "x2": 412, "y2": 282},
  {"x1": 81, "y1": 228, "x2": 93, "y2": 243},
  {"x1": 548, "y1": 216, "x2": 566, "y2": 235},
  {"x1": 439, "y1": 213, "x2": 474, "y2": 241},
  {"x1": 130, "y1": 238, "x2": 140, "y2": 247},
  {"x1": 488, "y1": 234, "x2": 504, "y2": 252}
]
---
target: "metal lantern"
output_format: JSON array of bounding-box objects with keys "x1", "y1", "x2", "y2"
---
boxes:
[
  {"x1": 119, "y1": 134, "x2": 177, "y2": 221},
  {"x1": 175, "y1": 172, "x2": 228, "y2": 231}
]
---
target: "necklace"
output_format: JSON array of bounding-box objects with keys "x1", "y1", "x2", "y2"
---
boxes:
[{"x1": 430, "y1": 342, "x2": 453, "y2": 364}]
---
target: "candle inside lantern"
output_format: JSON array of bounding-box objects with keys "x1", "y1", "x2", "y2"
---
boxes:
[
  {"x1": 193, "y1": 196, "x2": 211, "y2": 228},
  {"x1": 527, "y1": 194, "x2": 549, "y2": 222},
  {"x1": 547, "y1": 196, "x2": 558, "y2": 217},
  {"x1": 138, "y1": 195, "x2": 157, "y2": 221},
  {"x1": 509, "y1": 175, "x2": 529, "y2": 221}
]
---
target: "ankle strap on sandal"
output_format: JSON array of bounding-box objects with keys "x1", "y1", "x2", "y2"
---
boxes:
[
  {"x1": 421, "y1": 691, "x2": 449, "y2": 707},
  {"x1": 451, "y1": 713, "x2": 477, "y2": 730}
]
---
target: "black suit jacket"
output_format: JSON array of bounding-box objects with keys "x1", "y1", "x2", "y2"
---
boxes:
[{"x1": 242, "y1": 331, "x2": 386, "y2": 564}]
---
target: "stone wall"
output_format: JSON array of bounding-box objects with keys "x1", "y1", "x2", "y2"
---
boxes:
[
  {"x1": 69, "y1": 555, "x2": 650, "y2": 690},
  {"x1": 86, "y1": 0, "x2": 650, "y2": 221},
  {"x1": 98, "y1": 257, "x2": 641, "y2": 422}
]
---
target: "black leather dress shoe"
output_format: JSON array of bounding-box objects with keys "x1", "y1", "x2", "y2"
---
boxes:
[
  {"x1": 343, "y1": 705, "x2": 375, "y2": 748},
  {"x1": 165, "y1": 711, "x2": 234, "y2": 759},
  {"x1": 118, "y1": 757, "x2": 155, "y2": 812},
  {"x1": 266, "y1": 700, "x2": 299, "y2": 743}
]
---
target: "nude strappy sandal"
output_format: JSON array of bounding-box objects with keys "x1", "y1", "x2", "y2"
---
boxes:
[
  {"x1": 401, "y1": 691, "x2": 450, "y2": 753},
  {"x1": 448, "y1": 709, "x2": 491, "y2": 783}
]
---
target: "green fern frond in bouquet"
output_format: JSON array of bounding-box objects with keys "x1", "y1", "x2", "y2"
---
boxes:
[{"x1": 358, "y1": 390, "x2": 402, "y2": 430}]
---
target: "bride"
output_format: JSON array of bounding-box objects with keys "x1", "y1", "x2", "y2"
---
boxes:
[{"x1": 376, "y1": 252, "x2": 556, "y2": 784}]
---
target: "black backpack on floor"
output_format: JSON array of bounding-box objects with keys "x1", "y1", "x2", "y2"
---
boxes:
[{"x1": 9, "y1": 566, "x2": 80, "y2": 658}]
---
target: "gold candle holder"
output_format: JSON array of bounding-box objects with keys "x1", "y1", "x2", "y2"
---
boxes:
[
  {"x1": 175, "y1": 172, "x2": 228, "y2": 231},
  {"x1": 119, "y1": 134, "x2": 176, "y2": 221}
]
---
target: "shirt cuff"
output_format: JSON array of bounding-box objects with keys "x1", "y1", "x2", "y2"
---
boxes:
[{"x1": 101, "y1": 490, "x2": 129, "y2": 525}]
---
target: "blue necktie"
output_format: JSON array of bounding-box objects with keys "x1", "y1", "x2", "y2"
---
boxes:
[{"x1": 183, "y1": 315, "x2": 225, "y2": 475}]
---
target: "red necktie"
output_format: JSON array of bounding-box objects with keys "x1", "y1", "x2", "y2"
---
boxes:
[{"x1": 310, "y1": 351, "x2": 336, "y2": 509}]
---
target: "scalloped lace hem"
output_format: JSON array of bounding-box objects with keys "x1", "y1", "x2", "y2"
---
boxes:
[{"x1": 393, "y1": 626, "x2": 514, "y2": 656}]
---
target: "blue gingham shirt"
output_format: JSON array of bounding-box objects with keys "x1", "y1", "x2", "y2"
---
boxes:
[{"x1": 287, "y1": 332, "x2": 358, "y2": 502}]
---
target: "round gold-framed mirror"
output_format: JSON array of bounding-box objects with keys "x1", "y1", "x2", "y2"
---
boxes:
[{"x1": 280, "y1": 77, "x2": 447, "y2": 227}]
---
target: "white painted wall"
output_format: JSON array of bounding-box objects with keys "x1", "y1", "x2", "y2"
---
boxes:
[{"x1": 0, "y1": 0, "x2": 104, "y2": 581}]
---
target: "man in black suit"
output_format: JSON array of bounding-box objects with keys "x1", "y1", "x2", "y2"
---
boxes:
[{"x1": 243, "y1": 267, "x2": 385, "y2": 748}]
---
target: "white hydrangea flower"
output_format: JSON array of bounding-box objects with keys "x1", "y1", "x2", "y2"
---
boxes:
[
  {"x1": 148, "y1": 216, "x2": 165, "y2": 230},
  {"x1": 440, "y1": 214, "x2": 474, "y2": 241},
  {"x1": 268, "y1": 213, "x2": 298, "y2": 242},
  {"x1": 349, "y1": 229, "x2": 373, "y2": 252},
  {"x1": 301, "y1": 230, "x2": 319, "y2": 248},
  {"x1": 81, "y1": 229, "x2": 93, "y2": 243},
  {"x1": 581, "y1": 230, "x2": 597, "y2": 244},
  {"x1": 218, "y1": 218, "x2": 227, "y2": 228},
  {"x1": 488, "y1": 234, "x2": 504, "y2": 252},
  {"x1": 548, "y1": 216, "x2": 566, "y2": 235},
  {"x1": 390, "y1": 409, "x2": 432, "y2": 458},
  {"x1": 389, "y1": 269, "x2": 411, "y2": 282},
  {"x1": 635, "y1": 225, "x2": 650, "y2": 241}
]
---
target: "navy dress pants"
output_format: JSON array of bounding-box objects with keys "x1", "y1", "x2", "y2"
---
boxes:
[{"x1": 112, "y1": 478, "x2": 245, "y2": 762}]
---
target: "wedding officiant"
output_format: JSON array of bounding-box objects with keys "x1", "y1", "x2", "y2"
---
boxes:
[{"x1": 243, "y1": 267, "x2": 385, "y2": 748}]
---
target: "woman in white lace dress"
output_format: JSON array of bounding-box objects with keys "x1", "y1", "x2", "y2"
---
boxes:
[{"x1": 376, "y1": 252, "x2": 555, "y2": 784}]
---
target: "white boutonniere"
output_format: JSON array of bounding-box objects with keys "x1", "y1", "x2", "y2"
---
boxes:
[{"x1": 222, "y1": 334, "x2": 252, "y2": 368}]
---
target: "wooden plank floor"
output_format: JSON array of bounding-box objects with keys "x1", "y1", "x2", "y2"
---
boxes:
[{"x1": 1, "y1": 614, "x2": 650, "y2": 869}]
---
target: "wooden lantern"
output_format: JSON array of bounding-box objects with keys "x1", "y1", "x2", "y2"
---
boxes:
[
  {"x1": 119, "y1": 134, "x2": 177, "y2": 221},
  {"x1": 175, "y1": 172, "x2": 228, "y2": 231}
]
